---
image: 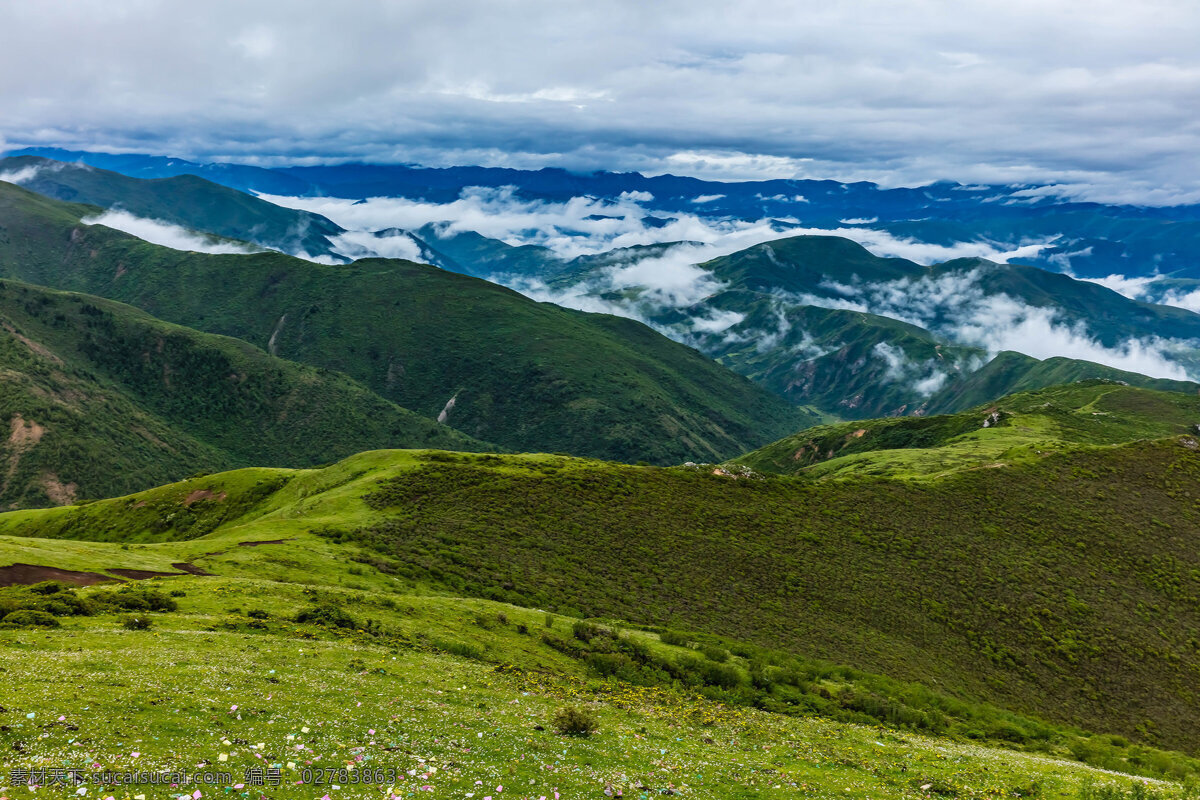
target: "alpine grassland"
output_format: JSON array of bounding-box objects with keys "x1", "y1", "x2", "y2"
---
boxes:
[{"x1": 0, "y1": 405, "x2": 1198, "y2": 771}]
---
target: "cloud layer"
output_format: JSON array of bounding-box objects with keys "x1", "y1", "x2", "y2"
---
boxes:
[
  {"x1": 3, "y1": 1, "x2": 1200, "y2": 202},
  {"x1": 81, "y1": 210, "x2": 261, "y2": 256}
]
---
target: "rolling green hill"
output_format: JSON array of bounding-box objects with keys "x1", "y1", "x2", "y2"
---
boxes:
[
  {"x1": 0, "y1": 181, "x2": 819, "y2": 464},
  {"x1": 924, "y1": 350, "x2": 1200, "y2": 413},
  {"x1": 732, "y1": 380, "x2": 1200, "y2": 479},
  {"x1": 0, "y1": 513, "x2": 1193, "y2": 797},
  {"x1": 0, "y1": 155, "x2": 346, "y2": 259},
  {"x1": 0, "y1": 278, "x2": 486, "y2": 508},
  {"x1": 2, "y1": 428, "x2": 1200, "y2": 756}
]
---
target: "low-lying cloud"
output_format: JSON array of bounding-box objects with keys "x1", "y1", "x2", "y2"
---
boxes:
[
  {"x1": 82, "y1": 209, "x2": 262, "y2": 256},
  {"x1": 796, "y1": 269, "x2": 1196, "y2": 381},
  {"x1": 258, "y1": 186, "x2": 1200, "y2": 384}
]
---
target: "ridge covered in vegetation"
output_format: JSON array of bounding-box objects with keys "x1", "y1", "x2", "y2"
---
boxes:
[
  {"x1": 2, "y1": 417, "x2": 1199, "y2": 756},
  {"x1": 733, "y1": 381, "x2": 1200, "y2": 479},
  {"x1": 0, "y1": 278, "x2": 486, "y2": 508},
  {"x1": 0, "y1": 181, "x2": 819, "y2": 464}
]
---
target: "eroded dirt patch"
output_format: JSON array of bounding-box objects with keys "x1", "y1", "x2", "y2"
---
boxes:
[
  {"x1": 183, "y1": 489, "x2": 227, "y2": 506},
  {"x1": 170, "y1": 562, "x2": 212, "y2": 576},
  {"x1": 106, "y1": 568, "x2": 184, "y2": 580},
  {"x1": 0, "y1": 563, "x2": 112, "y2": 587},
  {"x1": 237, "y1": 538, "x2": 295, "y2": 547},
  {"x1": 41, "y1": 473, "x2": 78, "y2": 506}
]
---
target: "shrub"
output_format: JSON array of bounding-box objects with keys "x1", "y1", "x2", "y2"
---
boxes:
[
  {"x1": 659, "y1": 629, "x2": 690, "y2": 647},
  {"x1": 295, "y1": 604, "x2": 357, "y2": 629},
  {"x1": 698, "y1": 644, "x2": 730, "y2": 663},
  {"x1": 91, "y1": 587, "x2": 177, "y2": 613},
  {"x1": 122, "y1": 615, "x2": 152, "y2": 630},
  {"x1": 573, "y1": 621, "x2": 611, "y2": 642},
  {"x1": 246, "y1": 609, "x2": 270, "y2": 619},
  {"x1": 551, "y1": 706, "x2": 598, "y2": 736},
  {"x1": 2, "y1": 609, "x2": 60, "y2": 628},
  {"x1": 29, "y1": 581, "x2": 67, "y2": 595}
]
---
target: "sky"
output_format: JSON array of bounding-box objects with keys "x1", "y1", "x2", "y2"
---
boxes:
[{"x1": 2, "y1": 0, "x2": 1199, "y2": 201}]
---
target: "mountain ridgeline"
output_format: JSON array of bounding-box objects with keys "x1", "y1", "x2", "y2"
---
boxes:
[
  {"x1": 0, "y1": 279, "x2": 488, "y2": 508},
  {"x1": 0, "y1": 181, "x2": 818, "y2": 470},
  {"x1": 2, "y1": 382, "x2": 1199, "y2": 756}
]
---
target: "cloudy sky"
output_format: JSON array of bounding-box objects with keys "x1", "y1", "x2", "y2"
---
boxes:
[{"x1": 2, "y1": 0, "x2": 1198, "y2": 199}]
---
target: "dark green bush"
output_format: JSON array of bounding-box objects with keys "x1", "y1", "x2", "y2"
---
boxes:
[
  {"x1": 122, "y1": 615, "x2": 152, "y2": 630},
  {"x1": 659, "y1": 629, "x2": 690, "y2": 647},
  {"x1": 91, "y1": 587, "x2": 177, "y2": 613},
  {"x1": 2, "y1": 609, "x2": 60, "y2": 627},
  {"x1": 551, "y1": 706, "x2": 597, "y2": 736},
  {"x1": 295, "y1": 604, "x2": 357, "y2": 629}
]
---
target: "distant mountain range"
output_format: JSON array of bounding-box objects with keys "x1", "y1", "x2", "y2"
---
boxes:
[
  {"x1": 10, "y1": 147, "x2": 1200, "y2": 282},
  {"x1": 4, "y1": 154, "x2": 1197, "y2": 433},
  {"x1": 0, "y1": 179, "x2": 816, "y2": 477}
]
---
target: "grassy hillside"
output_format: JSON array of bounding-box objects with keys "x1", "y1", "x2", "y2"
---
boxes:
[
  {"x1": 1, "y1": 543, "x2": 1193, "y2": 798},
  {"x1": 733, "y1": 381, "x2": 1200, "y2": 479},
  {"x1": 925, "y1": 351, "x2": 1200, "y2": 413},
  {"x1": 1, "y1": 155, "x2": 346, "y2": 259},
  {"x1": 0, "y1": 279, "x2": 485, "y2": 508},
  {"x1": 3, "y1": 438, "x2": 1200, "y2": 758},
  {"x1": 0, "y1": 181, "x2": 817, "y2": 464}
]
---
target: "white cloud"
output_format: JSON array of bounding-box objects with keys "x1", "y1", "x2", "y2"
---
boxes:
[
  {"x1": 81, "y1": 209, "x2": 261, "y2": 256},
  {"x1": 1161, "y1": 288, "x2": 1200, "y2": 314},
  {"x1": 1080, "y1": 273, "x2": 1158, "y2": 300},
  {"x1": 799, "y1": 269, "x2": 1197, "y2": 381},
  {"x1": 690, "y1": 194, "x2": 726, "y2": 204},
  {"x1": 6, "y1": 2, "x2": 1200, "y2": 202},
  {"x1": 0, "y1": 165, "x2": 41, "y2": 185}
]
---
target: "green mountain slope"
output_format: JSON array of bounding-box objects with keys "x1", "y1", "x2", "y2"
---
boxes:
[
  {"x1": 733, "y1": 380, "x2": 1200, "y2": 479},
  {"x1": 0, "y1": 279, "x2": 486, "y2": 508},
  {"x1": 3, "y1": 435, "x2": 1200, "y2": 754},
  {"x1": 555, "y1": 235, "x2": 1200, "y2": 418},
  {"x1": 0, "y1": 155, "x2": 346, "y2": 259},
  {"x1": 925, "y1": 350, "x2": 1200, "y2": 413},
  {"x1": 1, "y1": 515, "x2": 1194, "y2": 795},
  {"x1": 0, "y1": 182, "x2": 818, "y2": 463}
]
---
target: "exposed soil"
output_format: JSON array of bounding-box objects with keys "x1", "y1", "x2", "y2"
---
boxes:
[
  {"x1": 41, "y1": 473, "x2": 78, "y2": 506},
  {"x1": 107, "y1": 568, "x2": 183, "y2": 580},
  {"x1": 0, "y1": 563, "x2": 112, "y2": 587},
  {"x1": 170, "y1": 562, "x2": 212, "y2": 576},
  {"x1": 237, "y1": 538, "x2": 295, "y2": 547},
  {"x1": 183, "y1": 489, "x2": 226, "y2": 506}
]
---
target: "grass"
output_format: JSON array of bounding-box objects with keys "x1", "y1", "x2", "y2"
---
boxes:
[
  {"x1": 1, "y1": 568, "x2": 1197, "y2": 798},
  {"x1": 731, "y1": 381, "x2": 1200, "y2": 479},
  {"x1": 1, "y1": 427, "x2": 1199, "y2": 758}
]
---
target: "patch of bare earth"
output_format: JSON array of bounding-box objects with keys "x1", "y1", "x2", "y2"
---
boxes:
[
  {"x1": 41, "y1": 473, "x2": 77, "y2": 506},
  {"x1": 183, "y1": 489, "x2": 227, "y2": 506},
  {"x1": 2, "y1": 414, "x2": 47, "y2": 499},
  {"x1": 0, "y1": 563, "x2": 111, "y2": 587}
]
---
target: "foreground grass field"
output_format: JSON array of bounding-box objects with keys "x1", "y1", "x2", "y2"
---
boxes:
[{"x1": 1, "y1": 570, "x2": 1195, "y2": 800}]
